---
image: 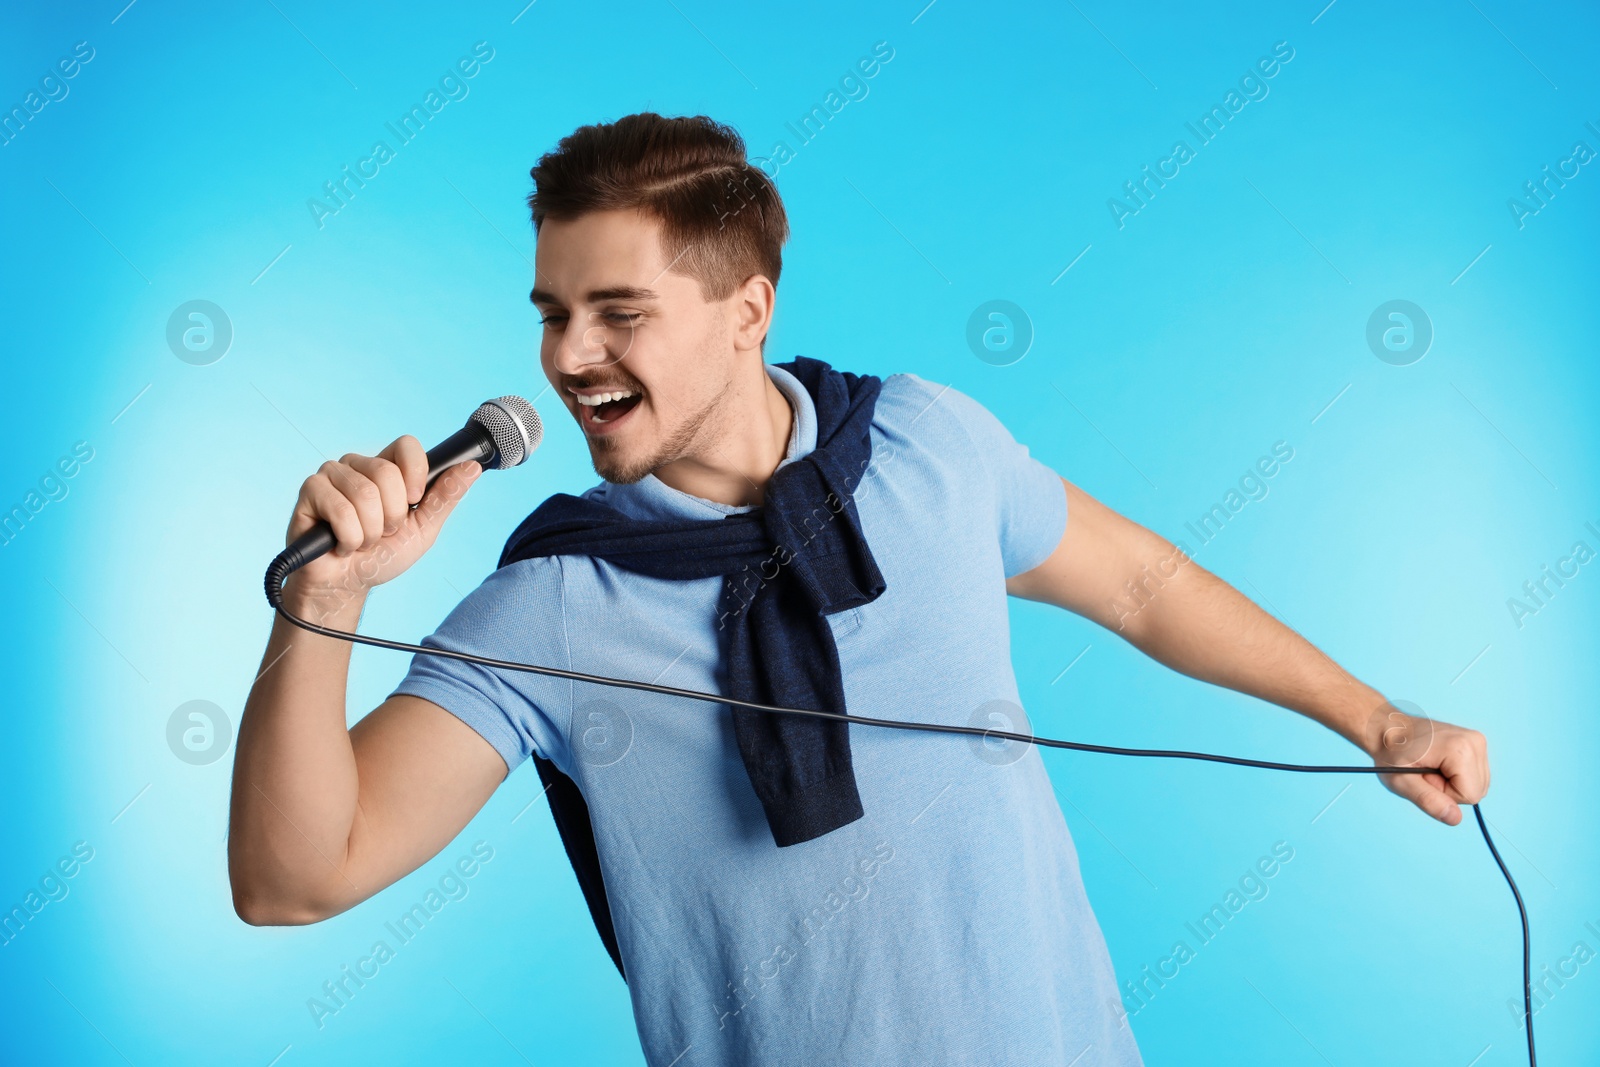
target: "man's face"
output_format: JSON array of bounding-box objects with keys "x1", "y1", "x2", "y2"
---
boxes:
[{"x1": 531, "y1": 208, "x2": 739, "y2": 484}]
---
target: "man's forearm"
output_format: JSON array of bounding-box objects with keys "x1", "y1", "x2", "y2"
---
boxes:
[
  {"x1": 1118, "y1": 554, "x2": 1384, "y2": 755},
  {"x1": 228, "y1": 586, "x2": 368, "y2": 923},
  {"x1": 1011, "y1": 478, "x2": 1487, "y2": 823}
]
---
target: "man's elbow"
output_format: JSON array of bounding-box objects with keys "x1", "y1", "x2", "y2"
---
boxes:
[{"x1": 230, "y1": 877, "x2": 336, "y2": 927}]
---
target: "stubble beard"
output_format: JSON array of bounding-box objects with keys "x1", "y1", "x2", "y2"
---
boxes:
[{"x1": 589, "y1": 375, "x2": 734, "y2": 485}]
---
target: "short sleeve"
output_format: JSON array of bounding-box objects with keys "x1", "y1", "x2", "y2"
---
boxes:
[
  {"x1": 387, "y1": 558, "x2": 570, "y2": 773},
  {"x1": 901, "y1": 375, "x2": 1067, "y2": 577}
]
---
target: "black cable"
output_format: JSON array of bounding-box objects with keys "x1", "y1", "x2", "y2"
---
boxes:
[
  {"x1": 1474, "y1": 804, "x2": 1536, "y2": 1066},
  {"x1": 264, "y1": 563, "x2": 1535, "y2": 1063}
]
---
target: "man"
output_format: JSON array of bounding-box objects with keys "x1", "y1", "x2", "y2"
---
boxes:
[{"x1": 229, "y1": 112, "x2": 1490, "y2": 1065}]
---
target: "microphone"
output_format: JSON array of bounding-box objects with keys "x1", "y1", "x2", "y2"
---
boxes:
[{"x1": 264, "y1": 395, "x2": 541, "y2": 605}]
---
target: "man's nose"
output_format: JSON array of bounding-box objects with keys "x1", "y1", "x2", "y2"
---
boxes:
[{"x1": 551, "y1": 310, "x2": 630, "y2": 373}]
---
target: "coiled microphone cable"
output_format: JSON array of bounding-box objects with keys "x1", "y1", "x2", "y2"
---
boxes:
[{"x1": 264, "y1": 560, "x2": 1536, "y2": 1066}]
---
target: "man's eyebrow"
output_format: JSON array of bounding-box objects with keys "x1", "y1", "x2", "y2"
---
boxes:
[{"x1": 528, "y1": 285, "x2": 660, "y2": 305}]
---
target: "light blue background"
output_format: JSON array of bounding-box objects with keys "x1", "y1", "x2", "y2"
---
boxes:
[{"x1": 1, "y1": 1, "x2": 1595, "y2": 1064}]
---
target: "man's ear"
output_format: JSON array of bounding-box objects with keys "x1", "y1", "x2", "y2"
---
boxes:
[{"x1": 730, "y1": 273, "x2": 775, "y2": 353}]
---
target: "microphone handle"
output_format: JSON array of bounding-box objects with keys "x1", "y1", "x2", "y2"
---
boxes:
[{"x1": 272, "y1": 423, "x2": 496, "y2": 576}]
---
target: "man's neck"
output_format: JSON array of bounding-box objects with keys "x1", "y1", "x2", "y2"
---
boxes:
[{"x1": 652, "y1": 367, "x2": 794, "y2": 508}]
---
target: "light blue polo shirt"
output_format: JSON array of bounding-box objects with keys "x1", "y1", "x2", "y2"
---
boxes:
[{"x1": 392, "y1": 363, "x2": 1144, "y2": 1066}]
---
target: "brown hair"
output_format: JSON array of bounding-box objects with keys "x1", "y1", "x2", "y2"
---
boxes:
[{"x1": 527, "y1": 112, "x2": 789, "y2": 317}]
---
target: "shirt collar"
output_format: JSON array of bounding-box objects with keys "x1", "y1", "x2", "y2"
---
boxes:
[{"x1": 581, "y1": 362, "x2": 816, "y2": 522}]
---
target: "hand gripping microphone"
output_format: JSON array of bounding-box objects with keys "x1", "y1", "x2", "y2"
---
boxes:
[{"x1": 263, "y1": 395, "x2": 541, "y2": 607}]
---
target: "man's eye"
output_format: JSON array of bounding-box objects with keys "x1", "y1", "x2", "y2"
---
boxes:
[
  {"x1": 602, "y1": 313, "x2": 641, "y2": 325},
  {"x1": 538, "y1": 315, "x2": 568, "y2": 327}
]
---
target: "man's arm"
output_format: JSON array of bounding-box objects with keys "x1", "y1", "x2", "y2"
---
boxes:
[
  {"x1": 1005, "y1": 477, "x2": 1490, "y2": 825},
  {"x1": 230, "y1": 621, "x2": 509, "y2": 926},
  {"x1": 228, "y1": 438, "x2": 510, "y2": 925}
]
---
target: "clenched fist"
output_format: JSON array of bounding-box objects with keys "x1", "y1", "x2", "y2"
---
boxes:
[
  {"x1": 282, "y1": 434, "x2": 480, "y2": 618},
  {"x1": 1368, "y1": 706, "x2": 1490, "y2": 826}
]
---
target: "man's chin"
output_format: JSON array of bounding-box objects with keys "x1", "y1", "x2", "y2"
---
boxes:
[{"x1": 590, "y1": 443, "x2": 655, "y2": 485}]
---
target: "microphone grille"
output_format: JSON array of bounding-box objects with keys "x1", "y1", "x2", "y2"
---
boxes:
[{"x1": 470, "y1": 395, "x2": 543, "y2": 469}]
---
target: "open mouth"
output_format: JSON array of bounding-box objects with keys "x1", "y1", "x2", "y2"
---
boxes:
[{"x1": 573, "y1": 389, "x2": 644, "y2": 433}]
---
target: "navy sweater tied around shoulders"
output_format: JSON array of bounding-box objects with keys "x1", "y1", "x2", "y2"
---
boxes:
[{"x1": 496, "y1": 356, "x2": 886, "y2": 981}]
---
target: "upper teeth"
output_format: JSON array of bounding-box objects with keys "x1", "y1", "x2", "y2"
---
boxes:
[{"x1": 576, "y1": 391, "x2": 635, "y2": 406}]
